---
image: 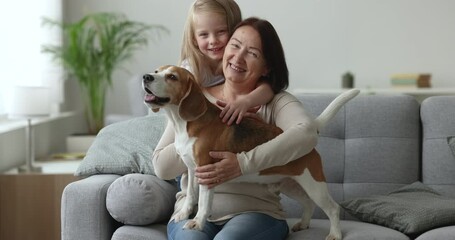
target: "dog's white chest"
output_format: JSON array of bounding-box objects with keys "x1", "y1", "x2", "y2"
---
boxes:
[
  {"x1": 174, "y1": 127, "x2": 198, "y2": 170},
  {"x1": 164, "y1": 108, "x2": 198, "y2": 169}
]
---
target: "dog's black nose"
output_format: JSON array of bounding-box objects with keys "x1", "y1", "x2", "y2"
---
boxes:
[{"x1": 143, "y1": 74, "x2": 154, "y2": 83}]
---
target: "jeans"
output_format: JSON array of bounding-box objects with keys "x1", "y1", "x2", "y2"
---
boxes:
[{"x1": 167, "y1": 212, "x2": 289, "y2": 240}]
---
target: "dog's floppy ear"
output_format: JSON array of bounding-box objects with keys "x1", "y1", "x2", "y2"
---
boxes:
[{"x1": 179, "y1": 77, "x2": 207, "y2": 121}]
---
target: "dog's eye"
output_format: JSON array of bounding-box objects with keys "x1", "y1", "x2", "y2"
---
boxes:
[
  {"x1": 154, "y1": 70, "x2": 158, "y2": 73},
  {"x1": 167, "y1": 74, "x2": 178, "y2": 81}
]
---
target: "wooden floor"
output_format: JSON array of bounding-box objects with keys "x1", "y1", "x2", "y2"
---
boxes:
[{"x1": 0, "y1": 174, "x2": 79, "y2": 240}]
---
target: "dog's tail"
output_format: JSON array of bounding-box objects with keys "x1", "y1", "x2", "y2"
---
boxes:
[{"x1": 314, "y1": 89, "x2": 360, "y2": 129}]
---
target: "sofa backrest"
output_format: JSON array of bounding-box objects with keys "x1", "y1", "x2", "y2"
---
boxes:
[
  {"x1": 421, "y1": 96, "x2": 455, "y2": 198},
  {"x1": 280, "y1": 93, "x2": 421, "y2": 219}
]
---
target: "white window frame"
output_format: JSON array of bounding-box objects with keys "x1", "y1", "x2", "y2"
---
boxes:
[{"x1": 0, "y1": 0, "x2": 63, "y2": 120}]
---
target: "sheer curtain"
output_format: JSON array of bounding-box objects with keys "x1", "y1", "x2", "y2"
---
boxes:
[{"x1": 0, "y1": 0, "x2": 63, "y2": 118}]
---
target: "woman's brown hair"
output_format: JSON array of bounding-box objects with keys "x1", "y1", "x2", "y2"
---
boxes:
[{"x1": 234, "y1": 17, "x2": 289, "y2": 93}]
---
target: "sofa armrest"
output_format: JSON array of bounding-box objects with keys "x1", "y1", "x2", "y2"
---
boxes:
[{"x1": 61, "y1": 174, "x2": 121, "y2": 240}]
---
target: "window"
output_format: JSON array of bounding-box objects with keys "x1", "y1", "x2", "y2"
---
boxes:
[{"x1": 0, "y1": 0, "x2": 63, "y2": 118}]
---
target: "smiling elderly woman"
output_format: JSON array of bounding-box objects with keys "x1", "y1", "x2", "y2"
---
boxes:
[{"x1": 152, "y1": 17, "x2": 319, "y2": 240}]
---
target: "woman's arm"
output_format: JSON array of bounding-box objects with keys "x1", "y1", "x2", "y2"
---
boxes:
[
  {"x1": 237, "y1": 92, "x2": 318, "y2": 174},
  {"x1": 196, "y1": 92, "x2": 318, "y2": 187},
  {"x1": 152, "y1": 121, "x2": 187, "y2": 180}
]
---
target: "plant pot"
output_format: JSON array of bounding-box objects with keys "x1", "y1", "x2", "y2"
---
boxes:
[{"x1": 66, "y1": 134, "x2": 96, "y2": 153}]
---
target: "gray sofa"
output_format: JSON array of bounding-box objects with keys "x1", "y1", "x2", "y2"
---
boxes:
[{"x1": 62, "y1": 93, "x2": 455, "y2": 240}]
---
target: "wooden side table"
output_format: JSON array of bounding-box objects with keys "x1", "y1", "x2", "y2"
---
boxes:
[{"x1": 0, "y1": 160, "x2": 81, "y2": 240}]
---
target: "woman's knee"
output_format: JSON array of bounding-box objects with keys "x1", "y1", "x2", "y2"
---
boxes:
[
  {"x1": 168, "y1": 220, "x2": 218, "y2": 240},
  {"x1": 215, "y1": 213, "x2": 288, "y2": 240}
]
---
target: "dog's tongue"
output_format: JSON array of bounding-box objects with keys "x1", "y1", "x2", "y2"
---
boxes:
[{"x1": 145, "y1": 94, "x2": 156, "y2": 101}]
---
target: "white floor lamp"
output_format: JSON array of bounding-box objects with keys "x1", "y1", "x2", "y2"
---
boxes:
[{"x1": 8, "y1": 86, "x2": 51, "y2": 172}]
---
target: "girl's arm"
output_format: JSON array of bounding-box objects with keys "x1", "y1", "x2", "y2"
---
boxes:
[
  {"x1": 219, "y1": 81, "x2": 274, "y2": 125},
  {"x1": 152, "y1": 121, "x2": 187, "y2": 180}
]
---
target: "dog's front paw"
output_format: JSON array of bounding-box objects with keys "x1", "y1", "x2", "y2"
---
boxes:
[
  {"x1": 183, "y1": 218, "x2": 204, "y2": 231},
  {"x1": 173, "y1": 208, "x2": 192, "y2": 222},
  {"x1": 173, "y1": 212, "x2": 189, "y2": 222},
  {"x1": 291, "y1": 221, "x2": 309, "y2": 232},
  {"x1": 325, "y1": 232, "x2": 342, "y2": 240}
]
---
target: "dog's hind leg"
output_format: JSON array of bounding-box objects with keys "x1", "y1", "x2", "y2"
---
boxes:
[
  {"x1": 294, "y1": 172, "x2": 342, "y2": 240},
  {"x1": 280, "y1": 178, "x2": 315, "y2": 232},
  {"x1": 174, "y1": 171, "x2": 198, "y2": 222}
]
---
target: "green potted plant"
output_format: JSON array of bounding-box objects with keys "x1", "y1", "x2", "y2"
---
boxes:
[{"x1": 42, "y1": 12, "x2": 168, "y2": 134}]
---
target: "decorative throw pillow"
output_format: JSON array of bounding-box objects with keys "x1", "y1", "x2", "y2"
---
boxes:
[
  {"x1": 340, "y1": 182, "x2": 455, "y2": 235},
  {"x1": 448, "y1": 136, "x2": 455, "y2": 159},
  {"x1": 106, "y1": 173, "x2": 178, "y2": 225},
  {"x1": 75, "y1": 114, "x2": 167, "y2": 176}
]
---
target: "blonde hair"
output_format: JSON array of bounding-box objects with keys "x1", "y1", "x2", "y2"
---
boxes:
[{"x1": 180, "y1": 0, "x2": 242, "y2": 85}]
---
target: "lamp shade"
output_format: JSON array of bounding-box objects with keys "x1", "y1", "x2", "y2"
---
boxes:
[{"x1": 8, "y1": 86, "x2": 51, "y2": 118}]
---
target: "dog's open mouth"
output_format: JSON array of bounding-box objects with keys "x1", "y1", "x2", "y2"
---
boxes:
[{"x1": 144, "y1": 87, "x2": 170, "y2": 105}]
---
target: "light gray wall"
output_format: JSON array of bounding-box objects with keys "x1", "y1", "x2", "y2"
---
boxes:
[
  {"x1": 3, "y1": 0, "x2": 453, "y2": 171},
  {"x1": 63, "y1": 0, "x2": 455, "y2": 116}
]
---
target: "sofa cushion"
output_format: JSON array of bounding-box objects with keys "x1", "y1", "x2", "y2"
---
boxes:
[
  {"x1": 415, "y1": 225, "x2": 455, "y2": 240},
  {"x1": 448, "y1": 136, "x2": 455, "y2": 159},
  {"x1": 112, "y1": 224, "x2": 168, "y2": 240},
  {"x1": 340, "y1": 182, "x2": 455, "y2": 235},
  {"x1": 106, "y1": 174, "x2": 178, "y2": 225},
  {"x1": 75, "y1": 114, "x2": 166, "y2": 176},
  {"x1": 421, "y1": 96, "x2": 455, "y2": 198},
  {"x1": 286, "y1": 219, "x2": 410, "y2": 240},
  {"x1": 295, "y1": 94, "x2": 420, "y2": 219}
]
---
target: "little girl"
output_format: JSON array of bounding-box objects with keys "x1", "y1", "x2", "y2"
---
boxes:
[{"x1": 180, "y1": 0, "x2": 274, "y2": 125}]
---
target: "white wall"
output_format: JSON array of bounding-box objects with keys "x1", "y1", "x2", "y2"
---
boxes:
[{"x1": 63, "y1": 0, "x2": 455, "y2": 116}]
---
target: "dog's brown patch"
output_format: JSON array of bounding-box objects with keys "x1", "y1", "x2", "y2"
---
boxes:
[
  {"x1": 159, "y1": 65, "x2": 326, "y2": 183},
  {"x1": 187, "y1": 102, "x2": 325, "y2": 182},
  {"x1": 259, "y1": 149, "x2": 326, "y2": 182}
]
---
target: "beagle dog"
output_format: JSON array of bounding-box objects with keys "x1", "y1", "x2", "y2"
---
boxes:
[{"x1": 143, "y1": 65, "x2": 359, "y2": 240}]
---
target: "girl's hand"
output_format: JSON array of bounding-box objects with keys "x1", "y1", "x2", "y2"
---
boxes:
[
  {"x1": 217, "y1": 99, "x2": 260, "y2": 125},
  {"x1": 195, "y1": 151, "x2": 242, "y2": 189}
]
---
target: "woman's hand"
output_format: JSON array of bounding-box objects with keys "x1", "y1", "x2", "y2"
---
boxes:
[
  {"x1": 217, "y1": 99, "x2": 260, "y2": 125},
  {"x1": 195, "y1": 151, "x2": 242, "y2": 189}
]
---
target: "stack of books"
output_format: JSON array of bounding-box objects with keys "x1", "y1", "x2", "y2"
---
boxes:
[{"x1": 390, "y1": 73, "x2": 431, "y2": 89}]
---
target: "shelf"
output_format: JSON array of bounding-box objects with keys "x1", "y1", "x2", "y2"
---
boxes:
[
  {"x1": 3, "y1": 159, "x2": 82, "y2": 175},
  {"x1": 291, "y1": 88, "x2": 455, "y2": 102},
  {"x1": 293, "y1": 87, "x2": 455, "y2": 95},
  {"x1": 0, "y1": 111, "x2": 76, "y2": 134}
]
